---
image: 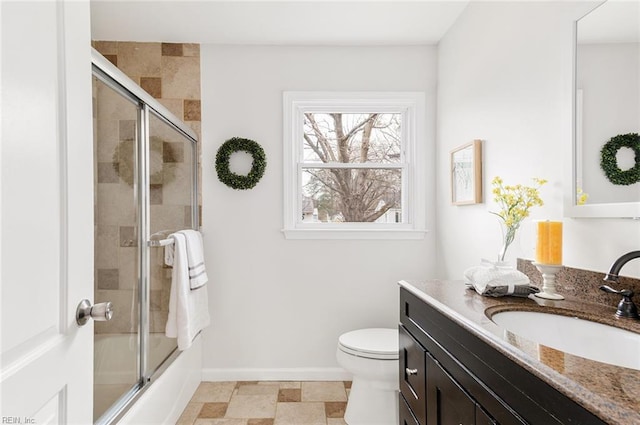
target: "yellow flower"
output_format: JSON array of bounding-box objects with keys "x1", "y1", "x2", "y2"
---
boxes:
[
  {"x1": 491, "y1": 176, "x2": 546, "y2": 261},
  {"x1": 576, "y1": 187, "x2": 588, "y2": 206}
]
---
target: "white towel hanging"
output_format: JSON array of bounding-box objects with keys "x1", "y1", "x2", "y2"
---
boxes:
[
  {"x1": 165, "y1": 232, "x2": 210, "y2": 350},
  {"x1": 181, "y1": 229, "x2": 208, "y2": 290}
]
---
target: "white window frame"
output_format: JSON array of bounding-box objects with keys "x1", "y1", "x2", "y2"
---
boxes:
[{"x1": 283, "y1": 91, "x2": 427, "y2": 240}]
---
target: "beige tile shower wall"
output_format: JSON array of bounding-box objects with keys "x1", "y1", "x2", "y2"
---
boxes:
[
  {"x1": 92, "y1": 41, "x2": 201, "y2": 138},
  {"x1": 93, "y1": 41, "x2": 202, "y2": 334},
  {"x1": 93, "y1": 41, "x2": 202, "y2": 196}
]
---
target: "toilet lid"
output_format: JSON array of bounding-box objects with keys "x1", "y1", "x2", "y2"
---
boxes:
[{"x1": 338, "y1": 328, "x2": 398, "y2": 360}]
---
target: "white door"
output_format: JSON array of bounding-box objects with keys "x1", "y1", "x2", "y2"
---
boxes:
[{"x1": 1, "y1": 1, "x2": 94, "y2": 424}]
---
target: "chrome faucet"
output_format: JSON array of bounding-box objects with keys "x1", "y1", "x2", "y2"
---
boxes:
[{"x1": 600, "y1": 250, "x2": 640, "y2": 319}]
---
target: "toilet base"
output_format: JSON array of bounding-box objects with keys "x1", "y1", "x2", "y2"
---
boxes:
[{"x1": 344, "y1": 378, "x2": 398, "y2": 425}]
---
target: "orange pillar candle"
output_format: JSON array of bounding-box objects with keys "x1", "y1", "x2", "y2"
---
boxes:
[
  {"x1": 536, "y1": 221, "x2": 563, "y2": 265},
  {"x1": 548, "y1": 221, "x2": 563, "y2": 264},
  {"x1": 536, "y1": 221, "x2": 549, "y2": 264}
]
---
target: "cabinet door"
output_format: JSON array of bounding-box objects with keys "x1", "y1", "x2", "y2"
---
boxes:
[
  {"x1": 400, "y1": 393, "x2": 421, "y2": 425},
  {"x1": 399, "y1": 325, "x2": 427, "y2": 425},
  {"x1": 476, "y1": 404, "x2": 497, "y2": 425},
  {"x1": 426, "y1": 353, "x2": 476, "y2": 425}
]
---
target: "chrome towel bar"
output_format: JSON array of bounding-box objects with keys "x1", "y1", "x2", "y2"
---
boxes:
[
  {"x1": 147, "y1": 238, "x2": 174, "y2": 247},
  {"x1": 148, "y1": 229, "x2": 178, "y2": 247},
  {"x1": 148, "y1": 228, "x2": 201, "y2": 247}
]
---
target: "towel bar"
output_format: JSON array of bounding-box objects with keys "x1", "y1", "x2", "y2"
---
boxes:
[
  {"x1": 147, "y1": 228, "x2": 201, "y2": 247},
  {"x1": 148, "y1": 229, "x2": 179, "y2": 247},
  {"x1": 148, "y1": 238, "x2": 174, "y2": 247}
]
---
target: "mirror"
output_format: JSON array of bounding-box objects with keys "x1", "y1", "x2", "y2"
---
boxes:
[{"x1": 569, "y1": 0, "x2": 640, "y2": 218}]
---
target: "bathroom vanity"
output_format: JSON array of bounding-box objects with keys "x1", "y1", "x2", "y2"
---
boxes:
[{"x1": 398, "y1": 280, "x2": 640, "y2": 425}]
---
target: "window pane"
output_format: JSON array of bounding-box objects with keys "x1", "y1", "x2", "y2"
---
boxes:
[
  {"x1": 301, "y1": 168, "x2": 402, "y2": 223},
  {"x1": 302, "y1": 113, "x2": 401, "y2": 164}
]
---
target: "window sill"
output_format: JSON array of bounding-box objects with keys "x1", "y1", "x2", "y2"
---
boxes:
[{"x1": 282, "y1": 228, "x2": 427, "y2": 240}]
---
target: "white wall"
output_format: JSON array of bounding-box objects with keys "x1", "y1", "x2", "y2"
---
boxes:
[
  {"x1": 436, "y1": 1, "x2": 640, "y2": 280},
  {"x1": 200, "y1": 45, "x2": 437, "y2": 379}
]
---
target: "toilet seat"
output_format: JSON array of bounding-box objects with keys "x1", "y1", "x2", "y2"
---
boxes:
[{"x1": 338, "y1": 328, "x2": 398, "y2": 360}]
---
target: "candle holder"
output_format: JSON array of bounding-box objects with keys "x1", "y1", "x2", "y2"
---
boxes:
[{"x1": 532, "y1": 262, "x2": 565, "y2": 300}]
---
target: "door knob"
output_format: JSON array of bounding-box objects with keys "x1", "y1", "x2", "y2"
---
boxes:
[{"x1": 76, "y1": 299, "x2": 113, "y2": 326}]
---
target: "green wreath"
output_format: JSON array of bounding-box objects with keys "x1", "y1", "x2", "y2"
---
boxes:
[
  {"x1": 215, "y1": 137, "x2": 266, "y2": 190},
  {"x1": 600, "y1": 133, "x2": 640, "y2": 186}
]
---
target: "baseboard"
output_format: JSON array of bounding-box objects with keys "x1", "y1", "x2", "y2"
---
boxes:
[{"x1": 202, "y1": 367, "x2": 352, "y2": 382}]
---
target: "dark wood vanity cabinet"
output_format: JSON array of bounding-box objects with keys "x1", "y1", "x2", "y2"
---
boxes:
[
  {"x1": 399, "y1": 325, "x2": 426, "y2": 423},
  {"x1": 400, "y1": 324, "x2": 500, "y2": 425},
  {"x1": 426, "y1": 352, "x2": 496, "y2": 425},
  {"x1": 398, "y1": 287, "x2": 608, "y2": 425}
]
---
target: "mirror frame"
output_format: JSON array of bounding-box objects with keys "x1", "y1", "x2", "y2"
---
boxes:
[{"x1": 565, "y1": 4, "x2": 640, "y2": 219}]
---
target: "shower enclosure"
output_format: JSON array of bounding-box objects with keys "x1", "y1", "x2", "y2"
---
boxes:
[{"x1": 91, "y1": 49, "x2": 199, "y2": 424}]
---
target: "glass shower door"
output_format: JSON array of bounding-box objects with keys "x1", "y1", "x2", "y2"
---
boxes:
[
  {"x1": 92, "y1": 75, "x2": 141, "y2": 422},
  {"x1": 91, "y1": 49, "x2": 200, "y2": 424},
  {"x1": 144, "y1": 109, "x2": 197, "y2": 376}
]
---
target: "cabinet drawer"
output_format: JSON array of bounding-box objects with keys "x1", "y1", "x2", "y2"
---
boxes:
[
  {"x1": 399, "y1": 325, "x2": 426, "y2": 425},
  {"x1": 400, "y1": 393, "x2": 421, "y2": 425}
]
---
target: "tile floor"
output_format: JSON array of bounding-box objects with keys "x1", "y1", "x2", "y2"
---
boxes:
[{"x1": 176, "y1": 381, "x2": 351, "y2": 425}]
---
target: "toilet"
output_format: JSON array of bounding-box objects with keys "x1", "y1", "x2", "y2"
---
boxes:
[{"x1": 336, "y1": 328, "x2": 399, "y2": 425}]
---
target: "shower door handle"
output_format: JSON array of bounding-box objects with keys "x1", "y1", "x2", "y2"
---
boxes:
[{"x1": 76, "y1": 299, "x2": 113, "y2": 326}]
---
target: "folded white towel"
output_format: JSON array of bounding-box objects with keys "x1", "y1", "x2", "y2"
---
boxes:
[
  {"x1": 165, "y1": 232, "x2": 210, "y2": 350},
  {"x1": 464, "y1": 259, "x2": 538, "y2": 297},
  {"x1": 164, "y1": 230, "x2": 208, "y2": 290}
]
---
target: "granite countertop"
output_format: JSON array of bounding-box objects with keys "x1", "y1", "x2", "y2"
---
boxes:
[{"x1": 399, "y1": 279, "x2": 640, "y2": 425}]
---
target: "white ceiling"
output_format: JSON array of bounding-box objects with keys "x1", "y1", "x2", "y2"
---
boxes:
[
  {"x1": 577, "y1": 0, "x2": 640, "y2": 44},
  {"x1": 90, "y1": 0, "x2": 470, "y2": 45}
]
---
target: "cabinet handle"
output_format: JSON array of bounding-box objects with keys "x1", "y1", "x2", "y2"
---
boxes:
[{"x1": 406, "y1": 368, "x2": 418, "y2": 375}]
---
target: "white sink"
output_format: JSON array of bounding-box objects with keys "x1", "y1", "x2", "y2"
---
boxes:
[{"x1": 490, "y1": 310, "x2": 640, "y2": 370}]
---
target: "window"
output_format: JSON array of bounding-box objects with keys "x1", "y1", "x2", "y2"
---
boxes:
[{"x1": 283, "y1": 92, "x2": 427, "y2": 239}]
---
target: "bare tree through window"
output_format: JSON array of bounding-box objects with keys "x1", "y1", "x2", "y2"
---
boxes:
[{"x1": 301, "y1": 113, "x2": 403, "y2": 223}]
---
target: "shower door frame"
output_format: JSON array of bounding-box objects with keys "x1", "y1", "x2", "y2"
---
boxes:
[{"x1": 91, "y1": 48, "x2": 200, "y2": 425}]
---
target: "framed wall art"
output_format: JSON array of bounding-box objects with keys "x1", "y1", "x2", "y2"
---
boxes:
[{"x1": 451, "y1": 140, "x2": 482, "y2": 205}]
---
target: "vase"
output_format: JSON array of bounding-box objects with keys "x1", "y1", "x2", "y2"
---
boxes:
[{"x1": 498, "y1": 222, "x2": 520, "y2": 264}]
